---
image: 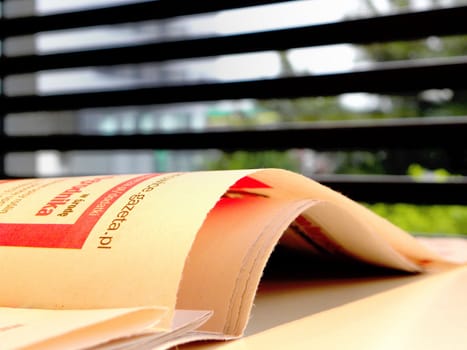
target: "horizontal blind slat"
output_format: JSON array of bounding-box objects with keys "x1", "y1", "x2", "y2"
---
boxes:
[
  {"x1": 1, "y1": 0, "x2": 301, "y2": 37},
  {"x1": 2, "y1": 117, "x2": 467, "y2": 151},
  {"x1": 2, "y1": 6, "x2": 467, "y2": 75},
  {"x1": 317, "y1": 178, "x2": 467, "y2": 205},
  {"x1": 4, "y1": 57, "x2": 467, "y2": 113}
]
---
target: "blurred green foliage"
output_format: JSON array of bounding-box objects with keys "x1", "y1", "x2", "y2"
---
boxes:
[
  {"x1": 206, "y1": 150, "x2": 300, "y2": 171},
  {"x1": 366, "y1": 203, "x2": 467, "y2": 236},
  {"x1": 367, "y1": 164, "x2": 467, "y2": 236}
]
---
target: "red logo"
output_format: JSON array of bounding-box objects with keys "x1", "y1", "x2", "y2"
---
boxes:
[{"x1": 0, "y1": 174, "x2": 160, "y2": 249}]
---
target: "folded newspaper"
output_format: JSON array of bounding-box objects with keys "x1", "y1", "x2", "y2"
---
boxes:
[{"x1": 0, "y1": 169, "x2": 465, "y2": 349}]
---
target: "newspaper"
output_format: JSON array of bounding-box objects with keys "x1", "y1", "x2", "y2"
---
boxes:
[{"x1": 0, "y1": 169, "x2": 463, "y2": 349}]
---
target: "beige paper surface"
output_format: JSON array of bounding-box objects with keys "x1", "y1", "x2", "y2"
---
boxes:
[{"x1": 182, "y1": 265, "x2": 467, "y2": 350}]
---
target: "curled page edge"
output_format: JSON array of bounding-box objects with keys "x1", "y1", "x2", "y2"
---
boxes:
[
  {"x1": 249, "y1": 168, "x2": 451, "y2": 266},
  {"x1": 0, "y1": 306, "x2": 167, "y2": 350},
  {"x1": 297, "y1": 201, "x2": 425, "y2": 272},
  {"x1": 89, "y1": 309, "x2": 213, "y2": 350}
]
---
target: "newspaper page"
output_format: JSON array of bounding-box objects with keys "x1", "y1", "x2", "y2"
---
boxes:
[
  {"x1": 0, "y1": 171, "x2": 255, "y2": 325},
  {"x1": 0, "y1": 168, "x2": 458, "y2": 348},
  {"x1": 0, "y1": 306, "x2": 165, "y2": 350},
  {"x1": 176, "y1": 169, "x2": 455, "y2": 339}
]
